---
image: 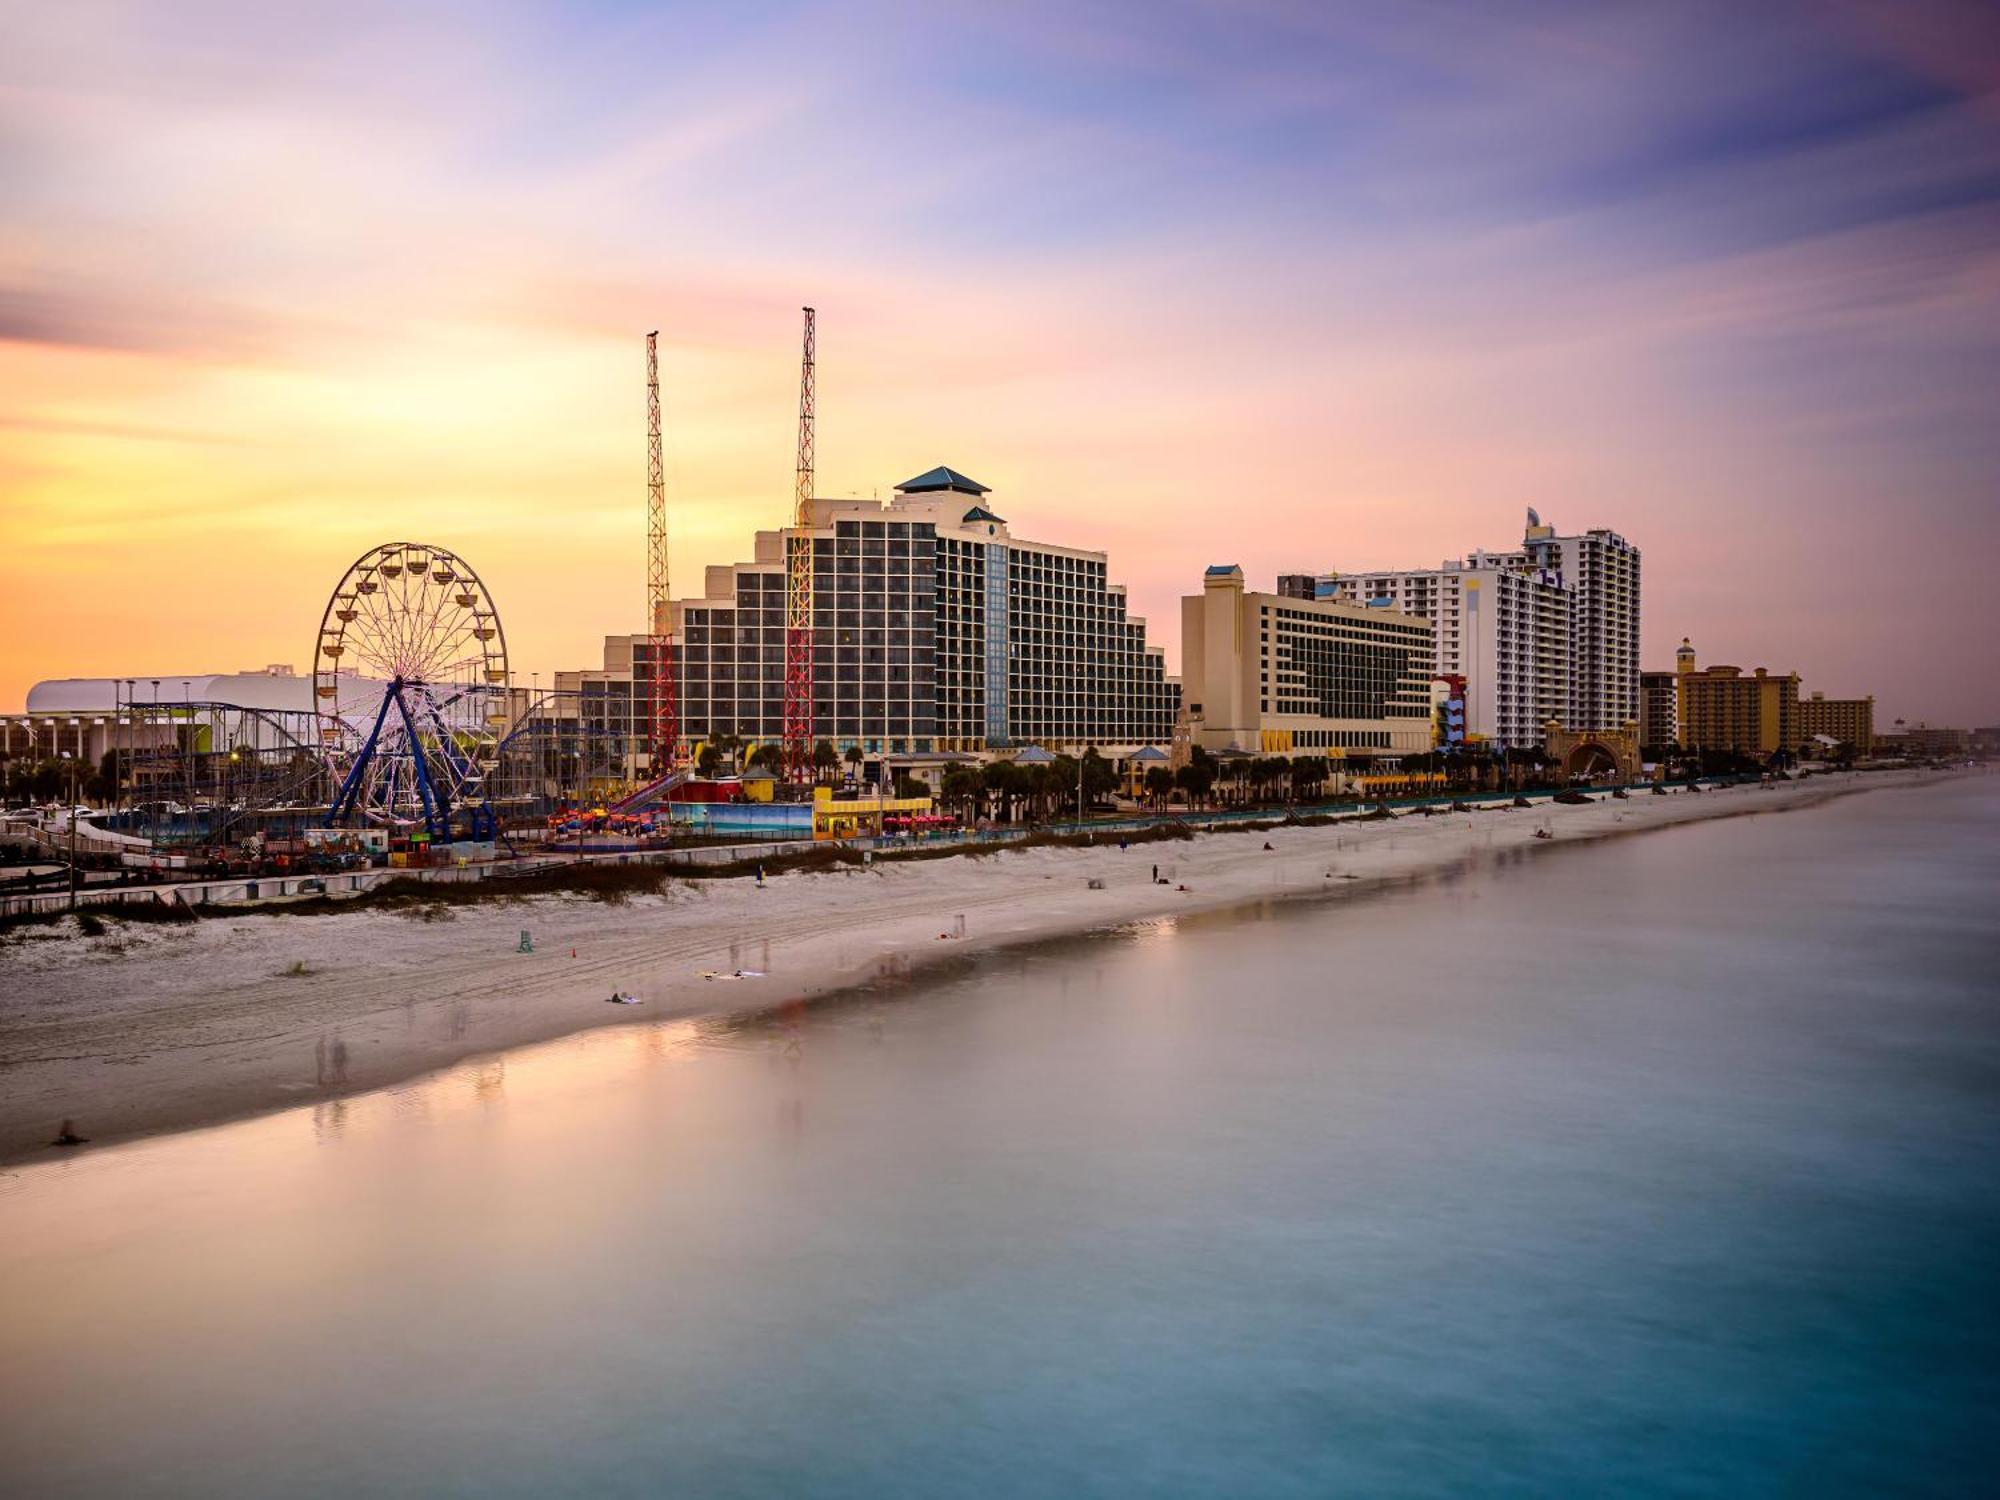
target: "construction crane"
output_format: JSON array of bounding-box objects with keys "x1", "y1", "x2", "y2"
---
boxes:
[
  {"x1": 781, "y1": 306, "x2": 816, "y2": 785},
  {"x1": 646, "y1": 330, "x2": 677, "y2": 772}
]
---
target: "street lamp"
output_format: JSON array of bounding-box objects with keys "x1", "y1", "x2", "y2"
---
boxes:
[
  {"x1": 121, "y1": 678, "x2": 137, "y2": 817},
  {"x1": 60, "y1": 749, "x2": 78, "y2": 911}
]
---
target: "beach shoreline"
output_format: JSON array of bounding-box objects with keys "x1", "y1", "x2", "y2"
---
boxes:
[{"x1": 0, "y1": 769, "x2": 1967, "y2": 1168}]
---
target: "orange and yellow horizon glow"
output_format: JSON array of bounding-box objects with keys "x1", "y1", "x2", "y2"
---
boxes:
[{"x1": 4, "y1": 2, "x2": 1998, "y2": 723}]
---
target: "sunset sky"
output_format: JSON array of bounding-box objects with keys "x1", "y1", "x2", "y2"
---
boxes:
[{"x1": 3, "y1": 1, "x2": 1997, "y2": 723}]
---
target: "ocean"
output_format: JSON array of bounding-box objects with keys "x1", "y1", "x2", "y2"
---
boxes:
[{"x1": 2, "y1": 776, "x2": 1996, "y2": 1497}]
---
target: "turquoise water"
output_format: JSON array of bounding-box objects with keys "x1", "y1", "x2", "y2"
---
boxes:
[{"x1": 2, "y1": 778, "x2": 1996, "y2": 1496}]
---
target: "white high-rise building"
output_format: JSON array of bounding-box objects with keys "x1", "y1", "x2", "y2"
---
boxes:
[
  {"x1": 1521, "y1": 515, "x2": 1642, "y2": 733},
  {"x1": 1319, "y1": 511, "x2": 1640, "y2": 748},
  {"x1": 1324, "y1": 553, "x2": 1571, "y2": 750}
]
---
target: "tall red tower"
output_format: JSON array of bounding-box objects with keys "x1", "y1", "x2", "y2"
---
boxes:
[
  {"x1": 781, "y1": 307, "x2": 816, "y2": 784},
  {"x1": 646, "y1": 330, "x2": 677, "y2": 770}
]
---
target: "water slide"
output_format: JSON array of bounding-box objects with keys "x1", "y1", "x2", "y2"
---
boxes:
[{"x1": 608, "y1": 767, "x2": 693, "y2": 815}]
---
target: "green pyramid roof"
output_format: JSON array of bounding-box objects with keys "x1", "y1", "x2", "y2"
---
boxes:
[{"x1": 896, "y1": 465, "x2": 990, "y2": 496}]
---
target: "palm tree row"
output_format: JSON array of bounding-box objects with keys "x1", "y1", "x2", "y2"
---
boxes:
[{"x1": 936, "y1": 750, "x2": 1120, "y2": 825}]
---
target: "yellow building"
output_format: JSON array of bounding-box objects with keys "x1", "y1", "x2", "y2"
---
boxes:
[
  {"x1": 812, "y1": 784, "x2": 935, "y2": 840},
  {"x1": 1799, "y1": 692, "x2": 1874, "y2": 756},
  {"x1": 1349, "y1": 771, "x2": 1449, "y2": 798},
  {"x1": 1674, "y1": 639, "x2": 1799, "y2": 758}
]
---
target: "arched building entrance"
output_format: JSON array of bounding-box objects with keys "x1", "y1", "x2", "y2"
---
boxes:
[{"x1": 1543, "y1": 720, "x2": 1642, "y2": 784}]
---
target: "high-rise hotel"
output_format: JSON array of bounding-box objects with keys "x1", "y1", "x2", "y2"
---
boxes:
[
  {"x1": 1318, "y1": 511, "x2": 1641, "y2": 749},
  {"x1": 559, "y1": 467, "x2": 1179, "y2": 770},
  {"x1": 1673, "y1": 639, "x2": 1799, "y2": 758},
  {"x1": 1519, "y1": 515, "x2": 1643, "y2": 733}
]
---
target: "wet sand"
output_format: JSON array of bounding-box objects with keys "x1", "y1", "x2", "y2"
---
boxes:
[{"x1": 0, "y1": 770, "x2": 1957, "y2": 1165}]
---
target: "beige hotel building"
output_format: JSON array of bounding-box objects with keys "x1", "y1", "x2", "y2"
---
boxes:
[{"x1": 1181, "y1": 566, "x2": 1436, "y2": 759}]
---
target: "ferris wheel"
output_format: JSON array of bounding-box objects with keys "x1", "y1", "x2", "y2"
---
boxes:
[{"x1": 315, "y1": 541, "x2": 509, "y2": 839}]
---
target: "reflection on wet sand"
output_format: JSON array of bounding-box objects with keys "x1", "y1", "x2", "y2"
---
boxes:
[
  {"x1": 314, "y1": 1034, "x2": 350, "y2": 1088},
  {"x1": 290, "y1": 1015, "x2": 714, "y2": 1158},
  {"x1": 472, "y1": 1058, "x2": 506, "y2": 1105},
  {"x1": 311, "y1": 1095, "x2": 348, "y2": 1144}
]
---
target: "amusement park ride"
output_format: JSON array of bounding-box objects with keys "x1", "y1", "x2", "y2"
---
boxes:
[
  {"x1": 88, "y1": 317, "x2": 861, "y2": 861},
  {"x1": 314, "y1": 541, "x2": 508, "y2": 841},
  {"x1": 645, "y1": 328, "x2": 677, "y2": 774},
  {"x1": 309, "y1": 314, "x2": 824, "y2": 844},
  {"x1": 91, "y1": 542, "x2": 522, "y2": 855},
  {"x1": 93, "y1": 312, "x2": 894, "y2": 860},
  {"x1": 782, "y1": 306, "x2": 816, "y2": 785},
  {"x1": 312, "y1": 326, "x2": 693, "y2": 843}
]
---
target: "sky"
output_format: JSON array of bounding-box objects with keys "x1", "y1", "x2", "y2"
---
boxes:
[{"x1": 2, "y1": 0, "x2": 1997, "y2": 724}]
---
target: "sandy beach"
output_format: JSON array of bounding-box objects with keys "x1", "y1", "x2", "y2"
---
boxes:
[{"x1": 0, "y1": 770, "x2": 1957, "y2": 1165}]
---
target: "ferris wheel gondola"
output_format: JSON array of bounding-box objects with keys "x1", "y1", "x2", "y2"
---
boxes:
[{"x1": 314, "y1": 541, "x2": 509, "y2": 840}]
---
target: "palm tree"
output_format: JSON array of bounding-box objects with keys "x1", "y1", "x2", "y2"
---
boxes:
[
  {"x1": 1174, "y1": 761, "x2": 1214, "y2": 810},
  {"x1": 982, "y1": 761, "x2": 1024, "y2": 823},
  {"x1": 1047, "y1": 756, "x2": 1076, "y2": 822},
  {"x1": 28, "y1": 758, "x2": 64, "y2": 804},
  {"x1": 812, "y1": 739, "x2": 839, "y2": 781},
  {"x1": 1023, "y1": 763, "x2": 1055, "y2": 823},
  {"x1": 1080, "y1": 748, "x2": 1116, "y2": 809},
  {"x1": 1248, "y1": 756, "x2": 1279, "y2": 805},
  {"x1": 1263, "y1": 756, "x2": 1288, "y2": 804},
  {"x1": 942, "y1": 765, "x2": 983, "y2": 822},
  {"x1": 1189, "y1": 747, "x2": 1220, "y2": 809},
  {"x1": 1288, "y1": 755, "x2": 1321, "y2": 804}
]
